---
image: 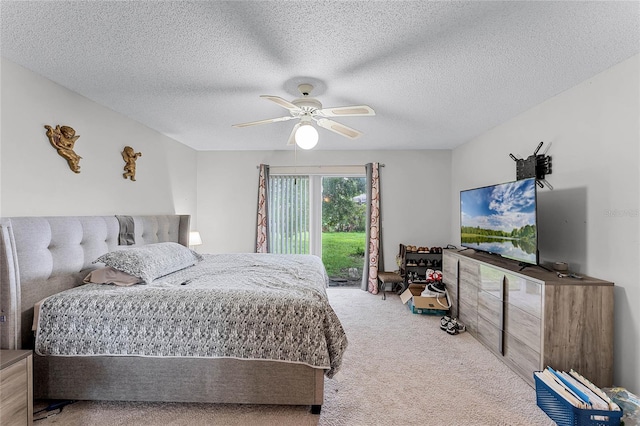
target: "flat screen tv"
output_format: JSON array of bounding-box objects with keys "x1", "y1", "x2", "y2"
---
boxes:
[{"x1": 460, "y1": 178, "x2": 538, "y2": 265}]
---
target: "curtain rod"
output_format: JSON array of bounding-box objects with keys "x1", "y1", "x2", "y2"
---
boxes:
[{"x1": 256, "y1": 164, "x2": 385, "y2": 169}]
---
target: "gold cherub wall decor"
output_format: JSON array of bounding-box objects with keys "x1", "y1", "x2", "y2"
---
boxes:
[
  {"x1": 44, "y1": 125, "x2": 82, "y2": 173},
  {"x1": 122, "y1": 146, "x2": 142, "y2": 181}
]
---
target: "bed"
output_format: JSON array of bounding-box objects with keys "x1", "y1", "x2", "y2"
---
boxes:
[{"x1": 0, "y1": 215, "x2": 346, "y2": 413}]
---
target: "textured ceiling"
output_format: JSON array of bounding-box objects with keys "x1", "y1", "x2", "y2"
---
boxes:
[{"x1": 1, "y1": 1, "x2": 638, "y2": 151}]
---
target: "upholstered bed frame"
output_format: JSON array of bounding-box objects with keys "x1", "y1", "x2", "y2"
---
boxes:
[{"x1": 0, "y1": 215, "x2": 324, "y2": 412}]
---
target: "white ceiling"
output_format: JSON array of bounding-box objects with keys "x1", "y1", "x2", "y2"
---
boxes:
[{"x1": 1, "y1": 1, "x2": 638, "y2": 151}]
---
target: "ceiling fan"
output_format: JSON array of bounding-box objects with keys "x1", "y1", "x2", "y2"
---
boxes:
[{"x1": 232, "y1": 83, "x2": 375, "y2": 149}]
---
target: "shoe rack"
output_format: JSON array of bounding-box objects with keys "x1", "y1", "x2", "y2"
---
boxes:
[{"x1": 398, "y1": 243, "x2": 443, "y2": 285}]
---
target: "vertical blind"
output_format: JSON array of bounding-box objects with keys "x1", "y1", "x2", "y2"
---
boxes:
[{"x1": 268, "y1": 175, "x2": 310, "y2": 254}]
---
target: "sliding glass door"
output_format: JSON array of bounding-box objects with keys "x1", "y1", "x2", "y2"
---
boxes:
[{"x1": 268, "y1": 172, "x2": 366, "y2": 285}]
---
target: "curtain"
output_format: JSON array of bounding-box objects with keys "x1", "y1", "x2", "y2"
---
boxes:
[
  {"x1": 255, "y1": 164, "x2": 269, "y2": 253},
  {"x1": 361, "y1": 162, "x2": 383, "y2": 293}
]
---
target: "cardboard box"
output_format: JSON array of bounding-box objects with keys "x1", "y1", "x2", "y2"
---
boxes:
[{"x1": 400, "y1": 284, "x2": 450, "y2": 315}]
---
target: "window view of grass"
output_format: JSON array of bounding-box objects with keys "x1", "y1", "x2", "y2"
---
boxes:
[
  {"x1": 322, "y1": 232, "x2": 365, "y2": 278},
  {"x1": 322, "y1": 177, "x2": 366, "y2": 282}
]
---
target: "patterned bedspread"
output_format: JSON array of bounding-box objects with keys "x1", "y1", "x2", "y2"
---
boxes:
[{"x1": 35, "y1": 253, "x2": 348, "y2": 377}]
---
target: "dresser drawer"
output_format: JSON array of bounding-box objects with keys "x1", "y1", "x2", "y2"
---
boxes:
[
  {"x1": 478, "y1": 290, "x2": 501, "y2": 327},
  {"x1": 479, "y1": 265, "x2": 503, "y2": 293},
  {"x1": 459, "y1": 279, "x2": 478, "y2": 307},
  {"x1": 458, "y1": 299, "x2": 477, "y2": 334},
  {"x1": 477, "y1": 315, "x2": 502, "y2": 355},
  {"x1": 504, "y1": 333, "x2": 541, "y2": 386},
  {"x1": 506, "y1": 304, "x2": 541, "y2": 352},
  {"x1": 459, "y1": 260, "x2": 480, "y2": 288},
  {"x1": 504, "y1": 273, "x2": 541, "y2": 319}
]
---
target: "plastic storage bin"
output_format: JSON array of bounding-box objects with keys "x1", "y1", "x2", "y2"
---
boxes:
[{"x1": 535, "y1": 374, "x2": 623, "y2": 426}]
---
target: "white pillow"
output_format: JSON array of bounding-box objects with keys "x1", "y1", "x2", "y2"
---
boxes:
[{"x1": 83, "y1": 267, "x2": 143, "y2": 286}]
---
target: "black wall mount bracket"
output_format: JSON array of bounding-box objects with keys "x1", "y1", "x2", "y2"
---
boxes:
[{"x1": 510, "y1": 141, "x2": 553, "y2": 189}]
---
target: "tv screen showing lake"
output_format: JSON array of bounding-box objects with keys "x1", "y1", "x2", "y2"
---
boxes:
[{"x1": 460, "y1": 178, "x2": 537, "y2": 264}]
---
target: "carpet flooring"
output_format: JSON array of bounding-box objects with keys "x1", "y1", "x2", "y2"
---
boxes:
[{"x1": 33, "y1": 287, "x2": 554, "y2": 425}]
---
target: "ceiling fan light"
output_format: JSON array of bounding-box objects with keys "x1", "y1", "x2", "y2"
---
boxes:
[{"x1": 295, "y1": 123, "x2": 319, "y2": 149}]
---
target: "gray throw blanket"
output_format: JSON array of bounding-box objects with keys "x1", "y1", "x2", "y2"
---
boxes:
[{"x1": 116, "y1": 215, "x2": 135, "y2": 245}]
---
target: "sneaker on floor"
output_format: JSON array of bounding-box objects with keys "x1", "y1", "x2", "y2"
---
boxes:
[
  {"x1": 440, "y1": 315, "x2": 452, "y2": 331},
  {"x1": 446, "y1": 318, "x2": 466, "y2": 335}
]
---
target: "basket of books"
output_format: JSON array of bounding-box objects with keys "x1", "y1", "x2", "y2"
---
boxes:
[{"x1": 534, "y1": 368, "x2": 623, "y2": 426}]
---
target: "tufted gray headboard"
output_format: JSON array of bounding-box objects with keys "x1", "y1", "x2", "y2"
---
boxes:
[{"x1": 0, "y1": 215, "x2": 190, "y2": 350}]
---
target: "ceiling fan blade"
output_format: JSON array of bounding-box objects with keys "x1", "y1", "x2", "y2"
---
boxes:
[
  {"x1": 232, "y1": 116, "x2": 296, "y2": 128},
  {"x1": 261, "y1": 95, "x2": 300, "y2": 112},
  {"x1": 287, "y1": 122, "x2": 302, "y2": 145},
  {"x1": 316, "y1": 105, "x2": 375, "y2": 117},
  {"x1": 315, "y1": 118, "x2": 362, "y2": 139}
]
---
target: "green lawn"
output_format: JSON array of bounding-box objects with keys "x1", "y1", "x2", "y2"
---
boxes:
[{"x1": 322, "y1": 232, "x2": 365, "y2": 278}]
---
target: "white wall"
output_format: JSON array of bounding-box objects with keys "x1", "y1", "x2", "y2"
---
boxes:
[
  {"x1": 197, "y1": 149, "x2": 452, "y2": 272},
  {"x1": 451, "y1": 54, "x2": 640, "y2": 392},
  {"x1": 0, "y1": 59, "x2": 197, "y2": 218}
]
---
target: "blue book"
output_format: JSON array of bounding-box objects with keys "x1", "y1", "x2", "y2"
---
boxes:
[{"x1": 547, "y1": 366, "x2": 591, "y2": 407}]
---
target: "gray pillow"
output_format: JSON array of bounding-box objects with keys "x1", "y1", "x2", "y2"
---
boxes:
[
  {"x1": 83, "y1": 267, "x2": 143, "y2": 287},
  {"x1": 93, "y1": 242, "x2": 203, "y2": 284}
]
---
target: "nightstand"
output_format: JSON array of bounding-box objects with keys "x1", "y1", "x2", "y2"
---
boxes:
[{"x1": 1, "y1": 350, "x2": 33, "y2": 426}]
